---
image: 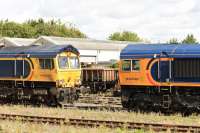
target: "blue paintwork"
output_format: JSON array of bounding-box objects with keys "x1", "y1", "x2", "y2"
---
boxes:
[
  {"x1": 0, "y1": 44, "x2": 79, "y2": 58},
  {"x1": 151, "y1": 61, "x2": 158, "y2": 81},
  {"x1": 120, "y1": 44, "x2": 200, "y2": 59},
  {"x1": 150, "y1": 61, "x2": 170, "y2": 82},
  {"x1": 150, "y1": 60, "x2": 200, "y2": 83}
]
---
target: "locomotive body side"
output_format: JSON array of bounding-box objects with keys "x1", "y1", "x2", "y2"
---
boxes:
[
  {"x1": 119, "y1": 44, "x2": 200, "y2": 113},
  {"x1": 120, "y1": 58, "x2": 200, "y2": 87}
]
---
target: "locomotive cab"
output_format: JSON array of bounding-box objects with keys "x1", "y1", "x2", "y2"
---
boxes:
[
  {"x1": 54, "y1": 51, "x2": 81, "y2": 105},
  {"x1": 120, "y1": 59, "x2": 142, "y2": 85},
  {"x1": 56, "y1": 52, "x2": 81, "y2": 88}
]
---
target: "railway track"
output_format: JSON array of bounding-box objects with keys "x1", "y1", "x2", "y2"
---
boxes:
[
  {"x1": 69, "y1": 118, "x2": 200, "y2": 132},
  {"x1": 0, "y1": 113, "x2": 66, "y2": 125},
  {"x1": 0, "y1": 113, "x2": 199, "y2": 132},
  {"x1": 78, "y1": 94, "x2": 122, "y2": 105},
  {"x1": 63, "y1": 103, "x2": 123, "y2": 111},
  {"x1": 62, "y1": 94, "x2": 123, "y2": 111}
]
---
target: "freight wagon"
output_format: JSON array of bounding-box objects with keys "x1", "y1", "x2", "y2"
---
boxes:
[{"x1": 80, "y1": 67, "x2": 119, "y2": 93}]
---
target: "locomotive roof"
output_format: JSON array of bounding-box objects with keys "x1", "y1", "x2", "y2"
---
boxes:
[
  {"x1": 0, "y1": 44, "x2": 79, "y2": 58},
  {"x1": 120, "y1": 43, "x2": 200, "y2": 59}
]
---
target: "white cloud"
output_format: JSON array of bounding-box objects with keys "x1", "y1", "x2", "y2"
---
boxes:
[{"x1": 0, "y1": 0, "x2": 199, "y2": 42}]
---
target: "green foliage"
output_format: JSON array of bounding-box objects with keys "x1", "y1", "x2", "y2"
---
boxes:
[
  {"x1": 109, "y1": 32, "x2": 121, "y2": 41},
  {"x1": 0, "y1": 18, "x2": 86, "y2": 38},
  {"x1": 110, "y1": 63, "x2": 118, "y2": 68},
  {"x1": 168, "y1": 38, "x2": 179, "y2": 44},
  {"x1": 109, "y1": 31, "x2": 142, "y2": 42},
  {"x1": 109, "y1": 59, "x2": 118, "y2": 68},
  {"x1": 182, "y1": 34, "x2": 198, "y2": 44}
]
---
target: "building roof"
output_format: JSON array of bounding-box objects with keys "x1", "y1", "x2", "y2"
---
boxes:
[
  {"x1": 120, "y1": 44, "x2": 200, "y2": 59},
  {"x1": 0, "y1": 36, "x2": 143, "y2": 52},
  {"x1": 0, "y1": 44, "x2": 79, "y2": 58},
  {"x1": 31, "y1": 36, "x2": 140, "y2": 51},
  {"x1": 0, "y1": 37, "x2": 36, "y2": 46}
]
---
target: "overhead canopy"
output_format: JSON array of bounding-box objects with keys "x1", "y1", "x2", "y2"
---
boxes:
[
  {"x1": 120, "y1": 44, "x2": 200, "y2": 59},
  {"x1": 0, "y1": 44, "x2": 79, "y2": 58}
]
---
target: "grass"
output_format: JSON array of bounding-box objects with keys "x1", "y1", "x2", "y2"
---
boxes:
[
  {"x1": 0, "y1": 121, "x2": 146, "y2": 133},
  {"x1": 0, "y1": 105, "x2": 199, "y2": 132},
  {"x1": 0, "y1": 105, "x2": 199, "y2": 125}
]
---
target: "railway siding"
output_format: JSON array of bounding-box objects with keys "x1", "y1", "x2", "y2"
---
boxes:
[
  {"x1": 0, "y1": 113, "x2": 66, "y2": 125},
  {"x1": 63, "y1": 94, "x2": 123, "y2": 111},
  {"x1": 69, "y1": 118, "x2": 200, "y2": 132},
  {"x1": 78, "y1": 95, "x2": 122, "y2": 105},
  {"x1": 0, "y1": 113, "x2": 199, "y2": 132},
  {"x1": 63, "y1": 103, "x2": 123, "y2": 111}
]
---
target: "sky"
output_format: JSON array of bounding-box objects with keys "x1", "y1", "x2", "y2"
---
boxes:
[{"x1": 0, "y1": 0, "x2": 199, "y2": 42}]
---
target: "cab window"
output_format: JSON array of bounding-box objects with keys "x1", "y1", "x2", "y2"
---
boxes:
[
  {"x1": 132, "y1": 60, "x2": 140, "y2": 71},
  {"x1": 58, "y1": 56, "x2": 68, "y2": 69},
  {"x1": 69, "y1": 57, "x2": 80, "y2": 69},
  {"x1": 122, "y1": 60, "x2": 131, "y2": 71},
  {"x1": 39, "y1": 59, "x2": 54, "y2": 69}
]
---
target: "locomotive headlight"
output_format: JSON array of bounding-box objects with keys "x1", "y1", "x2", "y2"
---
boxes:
[
  {"x1": 76, "y1": 79, "x2": 81, "y2": 85},
  {"x1": 67, "y1": 77, "x2": 71, "y2": 82},
  {"x1": 60, "y1": 79, "x2": 65, "y2": 83},
  {"x1": 57, "y1": 79, "x2": 65, "y2": 85}
]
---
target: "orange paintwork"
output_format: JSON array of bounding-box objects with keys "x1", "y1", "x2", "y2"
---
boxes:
[{"x1": 119, "y1": 58, "x2": 200, "y2": 87}]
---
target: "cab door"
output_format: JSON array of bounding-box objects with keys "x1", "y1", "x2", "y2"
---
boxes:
[{"x1": 158, "y1": 59, "x2": 172, "y2": 83}]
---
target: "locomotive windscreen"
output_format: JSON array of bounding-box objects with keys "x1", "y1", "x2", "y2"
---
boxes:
[{"x1": 172, "y1": 58, "x2": 200, "y2": 82}]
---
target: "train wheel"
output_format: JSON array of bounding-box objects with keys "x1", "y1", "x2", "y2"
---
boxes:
[
  {"x1": 57, "y1": 88, "x2": 79, "y2": 107},
  {"x1": 121, "y1": 101, "x2": 130, "y2": 108},
  {"x1": 44, "y1": 95, "x2": 58, "y2": 107},
  {"x1": 121, "y1": 88, "x2": 131, "y2": 109}
]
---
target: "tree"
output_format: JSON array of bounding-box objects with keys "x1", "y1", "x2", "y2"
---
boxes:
[
  {"x1": 0, "y1": 19, "x2": 86, "y2": 38},
  {"x1": 182, "y1": 34, "x2": 198, "y2": 44},
  {"x1": 108, "y1": 31, "x2": 142, "y2": 42},
  {"x1": 109, "y1": 32, "x2": 121, "y2": 41},
  {"x1": 168, "y1": 38, "x2": 179, "y2": 44}
]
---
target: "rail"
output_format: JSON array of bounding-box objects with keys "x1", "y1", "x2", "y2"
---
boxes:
[
  {"x1": 0, "y1": 113, "x2": 199, "y2": 132},
  {"x1": 69, "y1": 118, "x2": 200, "y2": 132},
  {"x1": 0, "y1": 113, "x2": 66, "y2": 125},
  {"x1": 78, "y1": 95, "x2": 121, "y2": 105},
  {"x1": 63, "y1": 103, "x2": 123, "y2": 111}
]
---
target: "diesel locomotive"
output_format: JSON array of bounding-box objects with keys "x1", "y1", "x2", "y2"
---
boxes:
[
  {"x1": 119, "y1": 44, "x2": 200, "y2": 112},
  {"x1": 0, "y1": 44, "x2": 81, "y2": 106}
]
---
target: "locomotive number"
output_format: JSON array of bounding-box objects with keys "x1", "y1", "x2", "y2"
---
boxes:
[{"x1": 126, "y1": 77, "x2": 139, "y2": 81}]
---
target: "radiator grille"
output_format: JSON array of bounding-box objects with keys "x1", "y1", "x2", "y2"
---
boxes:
[{"x1": 173, "y1": 58, "x2": 200, "y2": 79}]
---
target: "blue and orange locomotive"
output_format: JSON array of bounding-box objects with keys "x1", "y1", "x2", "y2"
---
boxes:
[{"x1": 119, "y1": 44, "x2": 200, "y2": 112}]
